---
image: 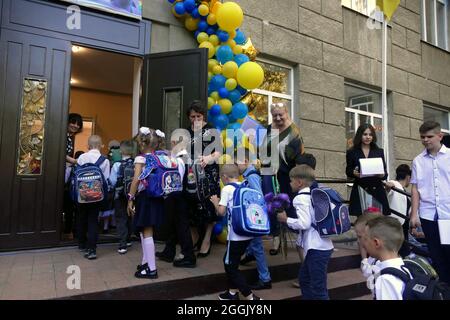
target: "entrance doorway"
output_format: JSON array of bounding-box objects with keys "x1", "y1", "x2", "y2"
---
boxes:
[{"x1": 62, "y1": 45, "x2": 139, "y2": 244}]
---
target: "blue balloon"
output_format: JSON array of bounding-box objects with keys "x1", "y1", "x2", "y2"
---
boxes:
[
  {"x1": 194, "y1": 30, "x2": 200, "y2": 38},
  {"x1": 216, "y1": 45, "x2": 234, "y2": 64},
  {"x1": 232, "y1": 102, "x2": 248, "y2": 119},
  {"x1": 234, "y1": 54, "x2": 250, "y2": 66},
  {"x1": 197, "y1": 20, "x2": 208, "y2": 32},
  {"x1": 228, "y1": 90, "x2": 241, "y2": 104},
  {"x1": 183, "y1": 0, "x2": 196, "y2": 13},
  {"x1": 210, "y1": 104, "x2": 222, "y2": 117},
  {"x1": 228, "y1": 113, "x2": 237, "y2": 123},
  {"x1": 167, "y1": 0, "x2": 176, "y2": 3},
  {"x1": 174, "y1": 2, "x2": 186, "y2": 15},
  {"x1": 227, "y1": 122, "x2": 241, "y2": 131},
  {"x1": 206, "y1": 27, "x2": 217, "y2": 35},
  {"x1": 215, "y1": 114, "x2": 229, "y2": 130},
  {"x1": 234, "y1": 29, "x2": 246, "y2": 45},
  {"x1": 236, "y1": 85, "x2": 248, "y2": 95},
  {"x1": 191, "y1": 8, "x2": 200, "y2": 19},
  {"x1": 219, "y1": 87, "x2": 230, "y2": 99},
  {"x1": 213, "y1": 223, "x2": 223, "y2": 235},
  {"x1": 210, "y1": 75, "x2": 226, "y2": 91},
  {"x1": 217, "y1": 30, "x2": 230, "y2": 42}
]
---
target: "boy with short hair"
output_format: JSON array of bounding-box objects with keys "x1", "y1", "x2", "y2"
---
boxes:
[
  {"x1": 236, "y1": 148, "x2": 272, "y2": 290},
  {"x1": 410, "y1": 121, "x2": 450, "y2": 285},
  {"x1": 210, "y1": 164, "x2": 261, "y2": 300},
  {"x1": 362, "y1": 216, "x2": 410, "y2": 300},
  {"x1": 109, "y1": 140, "x2": 135, "y2": 254},
  {"x1": 77, "y1": 135, "x2": 110, "y2": 259},
  {"x1": 277, "y1": 165, "x2": 334, "y2": 300}
]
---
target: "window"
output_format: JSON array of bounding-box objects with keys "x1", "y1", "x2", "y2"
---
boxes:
[
  {"x1": 423, "y1": 105, "x2": 450, "y2": 134},
  {"x1": 342, "y1": 0, "x2": 384, "y2": 21},
  {"x1": 345, "y1": 84, "x2": 383, "y2": 149},
  {"x1": 422, "y1": 0, "x2": 450, "y2": 51},
  {"x1": 245, "y1": 59, "x2": 294, "y2": 126}
]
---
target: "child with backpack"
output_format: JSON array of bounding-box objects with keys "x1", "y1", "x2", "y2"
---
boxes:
[
  {"x1": 236, "y1": 148, "x2": 272, "y2": 290},
  {"x1": 276, "y1": 165, "x2": 334, "y2": 300},
  {"x1": 75, "y1": 135, "x2": 110, "y2": 260},
  {"x1": 109, "y1": 140, "x2": 135, "y2": 254},
  {"x1": 128, "y1": 127, "x2": 181, "y2": 279},
  {"x1": 210, "y1": 164, "x2": 262, "y2": 300}
]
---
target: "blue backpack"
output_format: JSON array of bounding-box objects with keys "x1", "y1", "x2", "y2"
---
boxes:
[
  {"x1": 228, "y1": 182, "x2": 270, "y2": 237},
  {"x1": 301, "y1": 184, "x2": 351, "y2": 237},
  {"x1": 139, "y1": 151, "x2": 183, "y2": 198},
  {"x1": 71, "y1": 156, "x2": 108, "y2": 204}
]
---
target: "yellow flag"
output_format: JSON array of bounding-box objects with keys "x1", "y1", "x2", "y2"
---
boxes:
[{"x1": 376, "y1": 0, "x2": 400, "y2": 20}]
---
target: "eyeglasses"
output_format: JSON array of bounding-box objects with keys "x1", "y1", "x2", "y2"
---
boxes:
[{"x1": 270, "y1": 102, "x2": 284, "y2": 108}]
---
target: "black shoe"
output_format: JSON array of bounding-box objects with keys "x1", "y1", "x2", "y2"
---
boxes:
[
  {"x1": 157, "y1": 253, "x2": 175, "y2": 263},
  {"x1": 102, "y1": 229, "x2": 109, "y2": 234},
  {"x1": 218, "y1": 291, "x2": 239, "y2": 300},
  {"x1": 251, "y1": 294, "x2": 263, "y2": 300},
  {"x1": 250, "y1": 280, "x2": 272, "y2": 290},
  {"x1": 134, "y1": 263, "x2": 158, "y2": 279},
  {"x1": 269, "y1": 246, "x2": 281, "y2": 256},
  {"x1": 84, "y1": 249, "x2": 97, "y2": 260},
  {"x1": 240, "y1": 254, "x2": 256, "y2": 265},
  {"x1": 197, "y1": 247, "x2": 211, "y2": 258},
  {"x1": 78, "y1": 245, "x2": 87, "y2": 252},
  {"x1": 173, "y1": 256, "x2": 196, "y2": 268},
  {"x1": 117, "y1": 247, "x2": 128, "y2": 255}
]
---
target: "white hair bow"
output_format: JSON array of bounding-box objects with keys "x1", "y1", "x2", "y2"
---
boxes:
[
  {"x1": 139, "y1": 127, "x2": 151, "y2": 135},
  {"x1": 156, "y1": 130, "x2": 165, "y2": 138}
]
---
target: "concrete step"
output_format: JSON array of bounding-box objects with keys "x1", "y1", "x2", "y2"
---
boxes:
[{"x1": 186, "y1": 268, "x2": 369, "y2": 300}]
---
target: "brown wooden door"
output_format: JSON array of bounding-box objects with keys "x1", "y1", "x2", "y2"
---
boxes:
[
  {"x1": 140, "y1": 49, "x2": 208, "y2": 240},
  {"x1": 0, "y1": 29, "x2": 71, "y2": 250}
]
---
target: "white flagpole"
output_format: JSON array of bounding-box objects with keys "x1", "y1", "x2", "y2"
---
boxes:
[{"x1": 382, "y1": 17, "x2": 389, "y2": 177}]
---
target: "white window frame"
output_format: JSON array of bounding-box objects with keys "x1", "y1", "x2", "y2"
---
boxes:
[
  {"x1": 423, "y1": 104, "x2": 450, "y2": 134},
  {"x1": 252, "y1": 58, "x2": 294, "y2": 125},
  {"x1": 341, "y1": 0, "x2": 384, "y2": 22},
  {"x1": 422, "y1": 0, "x2": 449, "y2": 51}
]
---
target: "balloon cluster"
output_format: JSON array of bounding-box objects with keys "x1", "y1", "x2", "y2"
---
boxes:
[
  {"x1": 264, "y1": 193, "x2": 291, "y2": 217},
  {"x1": 212, "y1": 215, "x2": 228, "y2": 244},
  {"x1": 168, "y1": 0, "x2": 264, "y2": 156}
]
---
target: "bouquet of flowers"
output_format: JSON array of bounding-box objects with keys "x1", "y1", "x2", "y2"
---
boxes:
[{"x1": 265, "y1": 192, "x2": 291, "y2": 259}]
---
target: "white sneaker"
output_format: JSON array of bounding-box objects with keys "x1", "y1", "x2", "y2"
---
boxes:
[{"x1": 117, "y1": 247, "x2": 128, "y2": 254}]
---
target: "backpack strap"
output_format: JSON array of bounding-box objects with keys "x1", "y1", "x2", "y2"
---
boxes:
[
  {"x1": 94, "y1": 155, "x2": 106, "y2": 167},
  {"x1": 380, "y1": 267, "x2": 412, "y2": 283},
  {"x1": 244, "y1": 169, "x2": 259, "y2": 178}
]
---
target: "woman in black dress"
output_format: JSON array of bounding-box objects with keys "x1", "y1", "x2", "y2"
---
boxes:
[
  {"x1": 186, "y1": 101, "x2": 222, "y2": 258},
  {"x1": 346, "y1": 123, "x2": 389, "y2": 216},
  {"x1": 259, "y1": 102, "x2": 305, "y2": 255}
]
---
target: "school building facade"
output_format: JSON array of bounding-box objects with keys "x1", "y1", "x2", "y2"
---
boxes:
[{"x1": 1, "y1": 0, "x2": 449, "y2": 250}]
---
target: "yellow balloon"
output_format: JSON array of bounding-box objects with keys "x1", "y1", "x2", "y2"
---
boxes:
[
  {"x1": 208, "y1": 97, "x2": 215, "y2": 109},
  {"x1": 199, "y1": 41, "x2": 215, "y2": 58},
  {"x1": 237, "y1": 117, "x2": 245, "y2": 124},
  {"x1": 224, "y1": 138, "x2": 234, "y2": 149},
  {"x1": 216, "y1": 228, "x2": 228, "y2": 244},
  {"x1": 225, "y1": 39, "x2": 236, "y2": 48},
  {"x1": 208, "y1": 59, "x2": 218, "y2": 71},
  {"x1": 219, "y1": 154, "x2": 233, "y2": 165},
  {"x1": 198, "y1": 4, "x2": 209, "y2": 16},
  {"x1": 232, "y1": 45, "x2": 243, "y2": 55},
  {"x1": 207, "y1": 13, "x2": 217, "y2": 25},
  {"x1": 221, "y1": 130, "x2": 227, "y2": 141},
  {"x1": 216, "y1": 2, "x2": 243, "y2": 32},
  {"x1": 209, "y1": 34, "x2": 220, "y2": 46},
  {"x1": 197, "y1": 32, "x2": 209, "y2": 44},
  {"x1": 210, "y1": 91, "x2": 220, "y2": 101},
  {"x1": 211, "y1": 1, "x2": 222, "y2": 14},
  {"x1": 225, "y1": 78, "x2": 237, "y2": 91},
  {"x1": 222, "y1": 61, "x2": 238, "y2": 79},
  {"x1": 212, "y1": 65, "x2": 222, "y2": 75},
  {"x1": 185, "y1": 17, "x2": 199, "y2": 31},
  {"x1": 219, "y1": 99, "x2": 232, "y2": 114},
  {"x1": 229, "y1": 30, "x2": 237, "y2": 40},
  {"x1": 208, "y1": 71, "x2": 213, "y2": 82},
  {"x1": 237, "y1": 62, "x2": 264, "y2": 90}
]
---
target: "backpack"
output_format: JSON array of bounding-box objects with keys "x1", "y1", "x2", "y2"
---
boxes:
[
  {"x1": 186, "y1": 163, "x2": 211, "y2": 200},
  {"x1": 380, "y1": 266, "x2": 450, "y2": 300},
  {"x1": 140, "y1": 151, "x2": 182, "y2": 198},
  {"x1": 301, "y1": 184, "x2": 351, "y2": 237},
  {"x1": 403, "y1": 254, "x2": 438, "y2": 279},
  {"x1": 115, "y1": 158, "x2": 135, "y2": 198},
  {"x1": 228, "y1": 182, "x2": 270, "y2": 237},
  {"x1": 71, "y1": 156, "x2": 108, "y2": 204}
]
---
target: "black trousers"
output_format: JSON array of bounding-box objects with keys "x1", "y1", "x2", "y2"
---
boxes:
[
  {"x1": 224, "y1": 240, "x2": 252, "y2": 297},
  {"x1": 421, "y1": 218, "x2": 450, "y2": 285},
  {"x1": 63, "y1": 189, "x2": 76, "y2": 234},
  {"x1": 77, "y1": 203, "x2": 100, "y2": 250},
  {"x1": 114, "y1": 198, "x2": 133, "y2": 248},
  {"x1": 163, "y1": 192, "x2": 195, "y2": 259}
]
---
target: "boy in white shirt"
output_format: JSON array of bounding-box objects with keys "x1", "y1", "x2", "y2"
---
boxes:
[
  {"x1": 277, "y1": 165, "x2": 334, "y2": 300},
  {"x1": 362, "y1": 216, "x2": 410, "y2": 300},
  {"x1": 76, "y1": 135, "x2": 110, "y2": 260},
  {"x1": 210, "y1": 164, "x2": 261, "y2": 301}
]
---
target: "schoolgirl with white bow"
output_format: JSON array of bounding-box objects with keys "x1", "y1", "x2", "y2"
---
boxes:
[{"x1": 127, "y1": 127, "x2": 166, "y2": 279}]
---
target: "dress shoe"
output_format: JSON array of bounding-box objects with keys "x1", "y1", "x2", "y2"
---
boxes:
[
  {"x1": 240, "y1": 254, "x2": 256, "y2": 265},
  {"x1": 197, "y1": 247, "x2": 211, "y2": 258},
  {"x1": 173, "y1": 256, "x2": 196, "y2": 268},
  {"x1": 250, "y1": 280, "x2": 272, "y2": 290},
  {"x1": 157, "y1": 253, "x2": 174, "y2": 263}
]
